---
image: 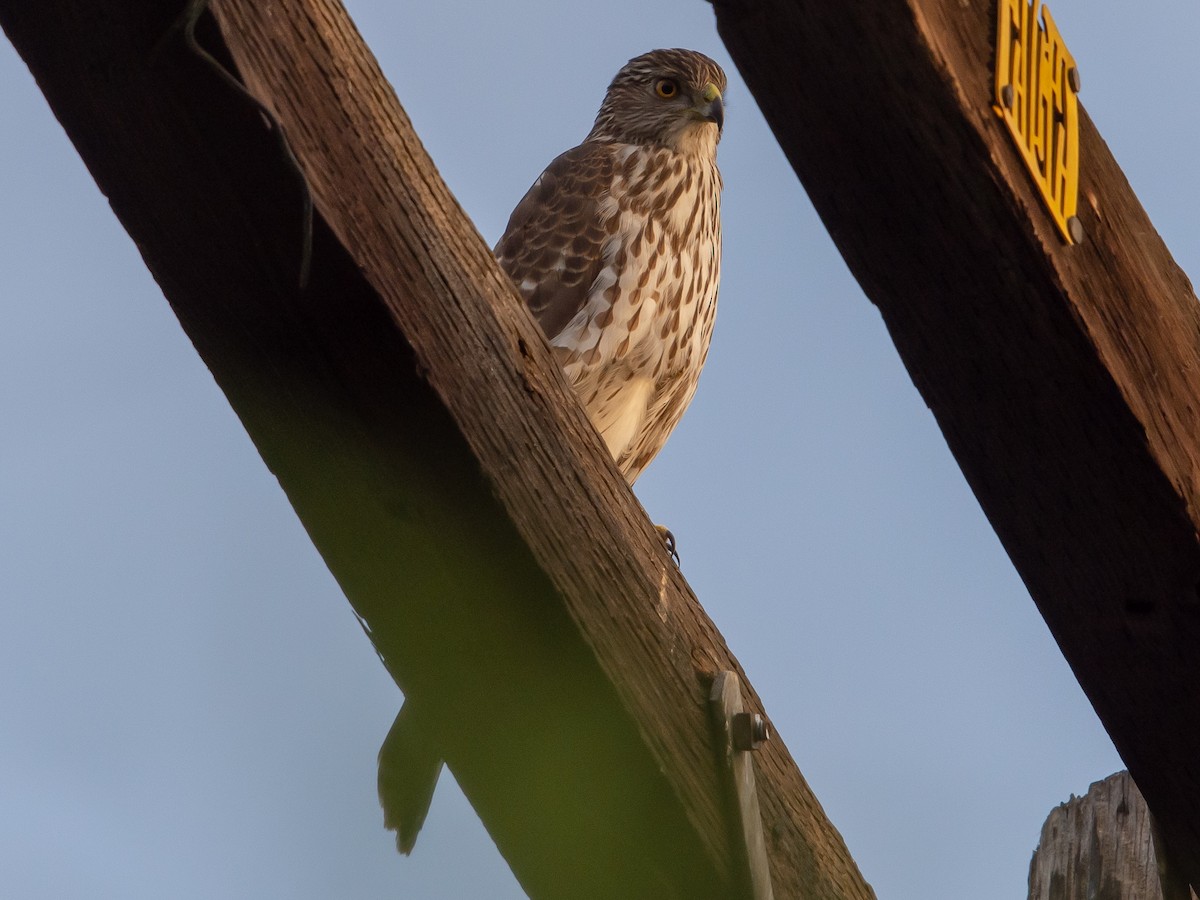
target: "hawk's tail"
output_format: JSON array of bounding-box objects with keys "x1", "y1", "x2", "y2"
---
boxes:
[{"x1": 377, "y1": 700, "x2": 443, "y2": 855}]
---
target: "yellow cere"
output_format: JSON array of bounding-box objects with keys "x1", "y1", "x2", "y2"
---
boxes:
[{"x1": 994, "y1": 0, "x2": 1082, "y2": 244}]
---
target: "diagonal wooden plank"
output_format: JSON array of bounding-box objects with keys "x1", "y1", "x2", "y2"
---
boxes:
[
  {"x1": 714, "y1": 0, "x2": 1200, "y2": 885},
  {"x1": 0, "y1": 1, "x2": 876, "y2": 896}
]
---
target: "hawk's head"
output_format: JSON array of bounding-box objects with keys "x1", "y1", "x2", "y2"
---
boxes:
[{"x1": 587, "y1": 49, "x2": 726, "y2": 155}]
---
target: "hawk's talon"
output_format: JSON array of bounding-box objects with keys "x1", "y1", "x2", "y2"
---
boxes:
[{"x1": 656, "y1": 525, "x2": 680, "y2": 565}]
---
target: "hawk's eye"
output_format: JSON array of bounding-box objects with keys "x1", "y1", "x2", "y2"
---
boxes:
[{"x1": 654, "y1": 79, "x2": 679, "y2": 99}]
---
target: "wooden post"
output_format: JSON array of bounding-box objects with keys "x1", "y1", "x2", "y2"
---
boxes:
[
  {"x1": 0, "y1": 1, "x2": 875, "y2": 897},
  {"x1": 1027, "y1": 771, "x2": 1197, "y2": 900},
  {"x1": 714, "y1": 0, "x2": 1200, "y2": 887}
]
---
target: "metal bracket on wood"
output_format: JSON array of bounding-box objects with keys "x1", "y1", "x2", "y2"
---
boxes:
[{"x1": 709, "y1": 670, "x2": 774, "y2": 900}]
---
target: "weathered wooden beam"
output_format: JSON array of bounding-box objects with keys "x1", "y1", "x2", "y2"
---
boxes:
[
  {"x1": 0, "y1": 1, "x2": 876, "y2": 897},
  {"x1": 714, "y1": 0, "x2": 1200, "y2": 886}
]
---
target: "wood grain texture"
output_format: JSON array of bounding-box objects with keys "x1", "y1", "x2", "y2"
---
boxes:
[
  {"x1": 714, "y1": 0, "x2": 1200, "y2": 887},
  {"x1": 0, "y1": 1, "x2": 875, "y2": 896},
  {"x1": 1027, "y1": 771, "x2": 1197, "y2": 900}
]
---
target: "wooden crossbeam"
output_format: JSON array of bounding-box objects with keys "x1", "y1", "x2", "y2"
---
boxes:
[
  {"x1": 0, "y1": 1, "x2": 876, "y2": 897},
  {"x1": 714, "y1": 0, "x2": 1200, "y2": 886}
]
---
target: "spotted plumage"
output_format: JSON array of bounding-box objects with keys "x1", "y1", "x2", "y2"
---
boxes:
[{"x1": 496, "y1": 49, "x2": 725, "y2": 483}]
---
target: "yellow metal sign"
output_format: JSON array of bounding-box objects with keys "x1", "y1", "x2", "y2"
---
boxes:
[{"x1": 994, "y1": 0, "x2": 1082, "y2": 243}]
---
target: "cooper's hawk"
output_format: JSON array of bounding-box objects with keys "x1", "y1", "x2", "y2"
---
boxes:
[
  {"x1": 496, "y1": 48, "x2": 726, "y2": 483},
  {"x1": 380, "y1": 49, "x2": 725, "y2": 855}
]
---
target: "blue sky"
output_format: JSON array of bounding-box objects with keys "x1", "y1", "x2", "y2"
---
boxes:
[{"x1": 1, "y1": 1, "x2": 1196, "y2": 897}]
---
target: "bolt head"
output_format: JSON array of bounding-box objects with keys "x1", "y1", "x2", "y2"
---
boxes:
[{"x1": 732, "y1": 712, "x2": 771, "y2": 751}]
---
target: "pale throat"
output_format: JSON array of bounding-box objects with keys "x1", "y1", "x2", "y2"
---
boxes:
[{"x1": 666, "y1": 121, "x2": 720, "y2": 159}]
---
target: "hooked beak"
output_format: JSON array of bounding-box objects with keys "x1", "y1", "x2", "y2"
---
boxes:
[{"x1": 696, "y1": 82, "x2": 724, "y2": 132}]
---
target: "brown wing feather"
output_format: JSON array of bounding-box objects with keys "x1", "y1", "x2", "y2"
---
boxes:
[{"x1": 495, "y1": 143, "x2": 616, "y2": 340}]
